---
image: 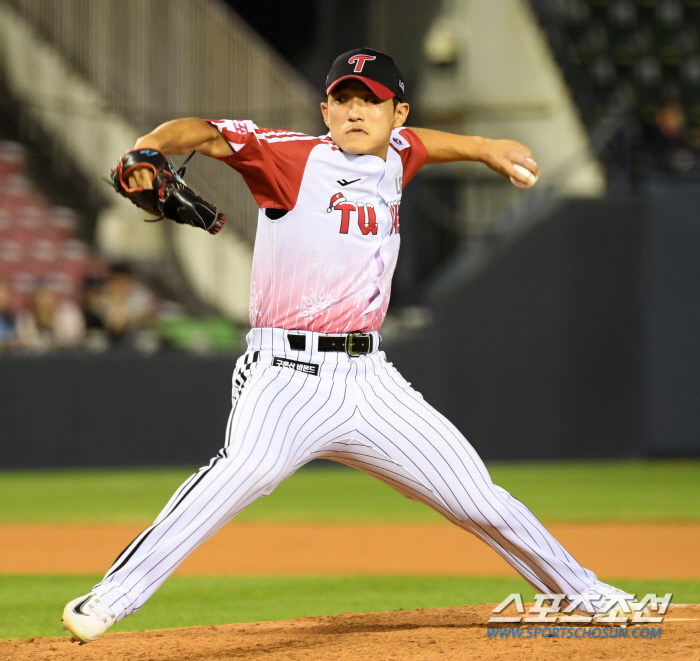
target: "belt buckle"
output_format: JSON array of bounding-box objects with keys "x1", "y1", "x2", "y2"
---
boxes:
[{"x1": 345, "y1": 332, "x2": 368, "y2": 357}]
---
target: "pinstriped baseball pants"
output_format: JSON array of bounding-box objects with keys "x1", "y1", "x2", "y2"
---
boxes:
[{"x1": 94, "y1": 328, "x2": 605, "y2": 620}]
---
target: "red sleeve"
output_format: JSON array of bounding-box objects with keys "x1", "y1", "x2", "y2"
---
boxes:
[
  {"x1": 207, "y1": 120, "x2": 322, "y2": 210},
  {"x1": 389, "y1": 127, "x2": 428, "y2": 188}
]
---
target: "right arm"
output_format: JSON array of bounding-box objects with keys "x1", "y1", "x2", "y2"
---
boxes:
[
  {"x1": 126, "y1": 118, "x2": 233, "y2": 189},
  {"x1": 410, "y1": 127, "x2": 538, "y2": 185}
]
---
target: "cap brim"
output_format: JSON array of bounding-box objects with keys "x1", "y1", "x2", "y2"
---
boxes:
[{"x1": 326, "y1": 75, "x2": 395, "y2": 101}]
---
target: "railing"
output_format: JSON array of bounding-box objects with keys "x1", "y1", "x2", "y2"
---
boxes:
[{"x1": 6, "y1": 0, "x2": 322, "y2": 247}]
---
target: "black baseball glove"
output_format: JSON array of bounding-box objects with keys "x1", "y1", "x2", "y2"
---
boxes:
[{"x1": 110, "y1": 149, "x2": 225, "y2": 235}]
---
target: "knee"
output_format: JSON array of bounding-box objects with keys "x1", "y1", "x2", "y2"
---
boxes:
[
  {"x1": 235, "y1": 461, "x2": 287, "y2": 499},
  {"x1": 450, "y1": 484, "x2": 517, "y2": 530}
]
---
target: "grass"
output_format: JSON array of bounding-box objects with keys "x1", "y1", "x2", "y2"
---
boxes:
[
  {"x1": 2, "y1": 573, "x2": 698, "y2": 641},
  {"x1": 1, "y1": 460, "x2": 699, "y2": 524},
  {"x1": 1, "y1": 461, "x2": 698, "y2": 641},
  {"x1": 489, "y1": 460, "x2": 700, "y2": 523}
]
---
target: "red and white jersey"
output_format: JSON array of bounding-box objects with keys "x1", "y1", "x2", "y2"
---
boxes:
[{"x1": 209, "y1": 120, "x2": 427, "y2": 333}]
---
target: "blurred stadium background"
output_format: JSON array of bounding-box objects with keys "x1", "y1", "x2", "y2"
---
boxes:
[{"x1": 0, "y1": 0, "x2": 699, "y2": 643}]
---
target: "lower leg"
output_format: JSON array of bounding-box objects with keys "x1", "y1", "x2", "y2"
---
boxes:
[
  {"x1": 355, "y1": 360, "x2": 603, "y2": 599},
  {"x1": 93, "y1": 429, "x2": 296, "y2": 620},
  {"x1": 447, "y1": 480, "x2": 605, "y2": 597}
]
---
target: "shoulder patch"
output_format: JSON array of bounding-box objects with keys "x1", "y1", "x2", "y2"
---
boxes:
[
  {"x1": 390, "y1": 129, "x2": 410, "y2": 152},
  {"x1": 210, "y1": 119, "x2": 260, "y2": 152},
  {"x1": 211, "y1": 119, "x2": 258, "y2": 135}
]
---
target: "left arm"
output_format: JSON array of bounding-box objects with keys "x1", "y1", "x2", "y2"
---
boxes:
[{"x1": 409, "y1": 127, "x2": 539, "y2": 186}]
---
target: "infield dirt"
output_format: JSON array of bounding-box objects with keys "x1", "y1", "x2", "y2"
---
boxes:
[
  {"x1": 2, "y1": 522, "x2": 699, "y2": 578},
  {"x1": 2, "y1": 604, "x2": 698, "y2": 661}
]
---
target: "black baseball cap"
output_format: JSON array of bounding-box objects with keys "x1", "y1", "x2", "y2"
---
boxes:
[{"x1": 325, "y1": 47, "x2": 405, "y2": 102}]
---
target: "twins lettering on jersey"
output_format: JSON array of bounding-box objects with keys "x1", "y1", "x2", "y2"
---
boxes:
[
  {"x1": 327, "y1": 192, "x2": 400, "y2": 236},
  {"x1": 388, "y1": 200, "x2": 400, "y2": 235},
  {"x1": 326, "y1": 192, "x2": 377, "y2": 235}
]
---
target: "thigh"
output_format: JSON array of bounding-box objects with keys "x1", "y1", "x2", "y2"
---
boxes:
[
  {"x1": 223, "y1": 361, "x2": 340, "y2": 488},
  {"x1": 352, "y1": 354, "x2": 502, "y2": 522}
]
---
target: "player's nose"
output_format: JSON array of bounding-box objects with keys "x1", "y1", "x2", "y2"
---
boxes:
[{"x1": 347, "y1": 99, "x2": 364, "y2": 120}]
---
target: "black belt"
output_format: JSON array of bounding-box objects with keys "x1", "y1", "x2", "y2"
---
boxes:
[{"x1": 287, "y1": 332, "x2": 375, "y2": 356}]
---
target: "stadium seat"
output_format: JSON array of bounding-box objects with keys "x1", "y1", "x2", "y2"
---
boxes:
[
  {"x1": 27, "y1": 240, "x2": 60, "y2": 278},
  {"x1": 0, "y1": 141, "x2": 26, "y2": 180},
  {"x1": 0, "y1": 209, "x2": 10, "y2": 242},
  {"x1": 47, "y1": 208, "x2": 79, "y2": 242},
  {"x1": 11, "y1": 211, "x2": 50, "y2": 246},
  {"x1": 533, "y1": 0, "x2": 700, "y2": 144},
  {"x1": 0, "y1": 239, "x2": 23, "y2": 277},
  {"x1": 57, "y1": 239, "x2": 88, "y2": 281},
  {"x1": 9, "y1": 270, "x2": 36, "y2": 312}
]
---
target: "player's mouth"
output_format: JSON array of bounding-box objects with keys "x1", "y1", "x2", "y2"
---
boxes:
[{"x1": 347, "y1": 128, "x2": 368, "y2": 135}]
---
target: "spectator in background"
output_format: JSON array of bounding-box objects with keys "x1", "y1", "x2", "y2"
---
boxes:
[
  {"x1": 0, "y1": 279, "x2": 17, "y2": 350},
  {"x1": 644, "y1": 103, "x2": 698, "y2": 174},
  {"x1": 82, "y1": 278, "x2": 107, "y2": 332},
  {"x1": 99, "y1": 264, "x2": 158, "y2": 350},
  {"x1": 80, "y1": 277, "x2": 110, "y2": 353},
  {"x1": 15, "y1": 286, "x2": 85, "y2": 352}
]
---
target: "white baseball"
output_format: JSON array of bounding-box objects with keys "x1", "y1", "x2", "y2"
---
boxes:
[{"x1": 509, "y1": 158, "x2": 539, "y2": 188}]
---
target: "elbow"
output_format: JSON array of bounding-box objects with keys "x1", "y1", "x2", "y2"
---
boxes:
[{"x1": 133, "y1": 133, "x2": 161, "y2": 151}]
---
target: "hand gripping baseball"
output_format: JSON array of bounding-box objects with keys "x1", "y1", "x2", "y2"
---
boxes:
[{"x1": 110, "y1": 149, "x2": 226, "y2": 235}]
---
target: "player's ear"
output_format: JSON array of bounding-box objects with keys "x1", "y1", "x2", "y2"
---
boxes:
[
  {"x1": 320, "y1": 101, "x2": 330, "y2": 129},
  {"x1": 392, "y1": 102, "x2": 410, "y2": 129}
]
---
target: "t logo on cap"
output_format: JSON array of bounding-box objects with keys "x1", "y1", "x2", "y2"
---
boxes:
[
  {"x1": 327, "y1": 48, "x2": 405, "y2": 102},
  {"x1": 348, "y1": 54, "x2": 376, "y2": 72}
]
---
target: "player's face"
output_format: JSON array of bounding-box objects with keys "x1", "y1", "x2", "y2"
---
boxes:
[{"x1": 321, "y1": 80, "x2": 409, "y2": 160}]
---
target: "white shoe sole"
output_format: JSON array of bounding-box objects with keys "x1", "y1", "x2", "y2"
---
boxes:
[
  {"x1": 61, "y1": 596, "x2": 113, "y2": 644},
  {"x1": 61, "y1": 606, "x2": 90, "y2": 645}
]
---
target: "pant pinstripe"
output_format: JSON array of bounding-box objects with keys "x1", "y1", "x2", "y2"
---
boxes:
[{"x1": 94, "y1": 328, "x2": 603, "y2": 620}]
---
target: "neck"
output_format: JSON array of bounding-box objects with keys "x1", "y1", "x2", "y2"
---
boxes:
[{"x1": 361, "y1": 138, "x2": 391, "y2": 161}]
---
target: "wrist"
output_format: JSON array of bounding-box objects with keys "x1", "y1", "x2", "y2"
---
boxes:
[{"x1": 472, "y1": 136, "x2": 491, "y2": 163}]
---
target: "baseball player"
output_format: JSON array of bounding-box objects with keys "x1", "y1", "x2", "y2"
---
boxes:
[{"x1": 61, "y1": 48, "x2": 632, "y2": 643}]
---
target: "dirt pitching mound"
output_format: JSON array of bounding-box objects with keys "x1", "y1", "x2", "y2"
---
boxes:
[{"x1": 3, "y1": 604, "x2": 699, "y2": 661}]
